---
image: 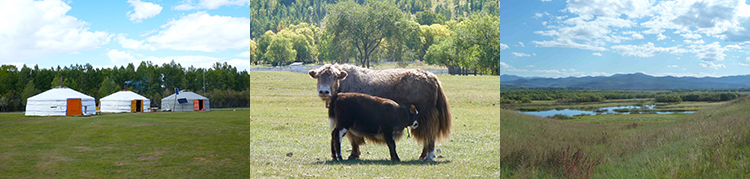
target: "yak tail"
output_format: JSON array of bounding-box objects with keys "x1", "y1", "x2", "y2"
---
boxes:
[{"x1": 435, "y1": 81, "x2": 452, "y2": 141}]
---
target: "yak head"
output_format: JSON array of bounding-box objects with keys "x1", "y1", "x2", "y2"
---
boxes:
[{"x1": 309, "y1": 64, "x2": 348, "y2": 102}]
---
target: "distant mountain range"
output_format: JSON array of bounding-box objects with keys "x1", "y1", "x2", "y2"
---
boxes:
[{"x1": 500, "y1": 73, "x2": 750, "y2": 89}]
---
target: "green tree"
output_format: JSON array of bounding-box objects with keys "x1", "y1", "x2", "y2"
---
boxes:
[
  {"x1": 326, "y1": 1, "x2": 404, "y2": 68},
  {"x1": 98, "y1": 77, "x2": 120, "y2": 99},
  {"x1": 264, "y1": 36, "x2": 297, "y2": 66},
  {"x1": 452, "y1": 14, "x2": 500, "y2": 75},
  {"x1": 21, "y1": 80, "x2": 39, "y2": 106},
  {"x1": 424, "y1": 37, "x2": 460, "y2": 73},
  {"x1": 250, "y1": 39, "x2": 257, "y2": 65},
  {"x1": 415, "y1": 10, "x2": 445, "y2": 25},
  {"x1": 483, "y1": 1, "x2": 499, "y2": 16},
  {"x1": 51, "y1": 76, "x2": 62, "y2": 87},
  {"x1": 418, "y1": 24, "x2": 451, "y2": 61}
]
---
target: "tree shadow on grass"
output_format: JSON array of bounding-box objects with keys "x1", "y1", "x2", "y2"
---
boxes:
[{"x1": 312, "y1": 159, "x2": 452, "y2": 166}]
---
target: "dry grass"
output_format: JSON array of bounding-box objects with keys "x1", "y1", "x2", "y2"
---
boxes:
[{"x1": 501, "y1": 97, "x2": 750, "y2": 178}]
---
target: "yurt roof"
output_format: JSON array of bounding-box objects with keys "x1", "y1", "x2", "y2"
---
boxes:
[
  {"x1": 27, "y1": 86, "x2": 94, "y2": 100},
  {"x1": 101, "y1": 91, "x2": 150, "y2": 101},
  {"x1": 162, "y1": 91, "x2": 208, "y2": 100}
]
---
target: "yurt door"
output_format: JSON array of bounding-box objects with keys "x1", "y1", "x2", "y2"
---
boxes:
[
  {"x1": 66, "y1": 99, "x2": 82, "y2": 116},
  {"x1": 131, "y1": 100, "x2": 143, "y2": 112},
  {"x1": 193, "y1": 99, "x2": 204, "y2": 111}
]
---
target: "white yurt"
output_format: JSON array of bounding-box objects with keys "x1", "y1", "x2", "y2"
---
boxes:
[
  {"x1": 100, "y1": 91, "x2": 151, "y2": 113},
  {"x1": 161, "y1": 91, "x2": 209, "y2": 112},
  {"x1": 25, "y1": 86, "x2": 97, "y2": 116}
]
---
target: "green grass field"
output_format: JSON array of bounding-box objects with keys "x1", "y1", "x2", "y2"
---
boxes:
[
  {"x1": 0, "y1": 110, "x2": 249, "y2": 178},
  {"x1": 501, "y1": 97, "x2": 750, "y2": 178},
  {"x1": 250, "y1": 71, "x2": 500, "y2": 178}
]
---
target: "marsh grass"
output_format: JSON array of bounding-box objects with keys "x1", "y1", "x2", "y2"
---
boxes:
[
  {"x1": 0, "y1": 110, "x2": 249, "y2": 178},
  {"x1": 501, "y1": 96, "x2": 750, "y2": 178},
  {"x1": 250, "y1": 71, "x2": 500, "y2": 178}
]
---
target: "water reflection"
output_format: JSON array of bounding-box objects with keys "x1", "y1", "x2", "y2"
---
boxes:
[{"x1": 521, "y1": 105, "x2": 695, "y2": 117}]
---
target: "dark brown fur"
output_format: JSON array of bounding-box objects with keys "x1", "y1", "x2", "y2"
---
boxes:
[
  {"x1": 310, "y1": 64, "x2": 452, "y2": 160},
  {"x1": 328, "y1": 93, "x2": 418, "y2": 161}
]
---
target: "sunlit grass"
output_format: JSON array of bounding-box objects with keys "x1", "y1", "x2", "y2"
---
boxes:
[
  {"x1": 0, "y1": 110, "x2": 250, "y2": 178},
  {"x1": 250, "y1": 71, "x2": 500, "y2": 178}
]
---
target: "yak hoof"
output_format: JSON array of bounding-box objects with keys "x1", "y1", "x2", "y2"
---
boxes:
[
  {"x1": 347, "y1": 155, "x2": 360, "y2": 160},
  {"x1": 422, "y1": 151, "x2": 437, "y2": 161}
]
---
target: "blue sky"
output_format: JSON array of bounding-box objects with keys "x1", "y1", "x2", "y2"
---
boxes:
[
  {"x1": 501, "y1": 0, "x2": 750, "y2": 77},
  {"x1": 0, "y1": 0, "x2": 250, "y2": 71}
]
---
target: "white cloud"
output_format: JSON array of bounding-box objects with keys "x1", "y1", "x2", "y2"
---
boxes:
[
  {"x1": 238, "y1": 51, "x2": 250, "y2": 58},
  {"x1": 117, "y1": 11, "x2": 250, "y2": 52},
  {"x1": 667, "y1": 65, "x2": 679, "y2": 68},
  {"x1": 518, "y1": 42, "x2": 525, "y2": 47},
  {"x1": 592, "y1": 52, "x2": 602, "y2": 56},
  {"x1": 739, "y1": 62, "x2": 749, "y2": 66},
  {"x1": 747, "y1": 57, "x2": 750, "y2": 61},
  {"x1": 657, "y1": 33, "x2": 669, "y2": 40},
  {"x1": 699, "y1": 61, "x2": 726, "y2": 69},
  {"x1": 532, "y1": 16, "x2": 634, "y2": 51},
  {"x1": 107, "y1": 49, "x2": 136, "y2": 64},
  {"x1": 680, "y1": 33, "x2": 702, "y2": 39},
  {"x1": 526, "y1": 65, "x2": 535, "y2": 67},
  {"x1": 610, "y1": 42, "x2": 687, "y2": 57},
  {"x1": 127, "y1": 0, "x2": 162, "y2": 23},
  {"x1": 683, "y1": 39, "x2": 705, "y2": 44},
  {"x1": 106, "y1": 49, "x2": 248, "y2": 71},
  {"x1": 725, "y1": 44, "x2": 742, "y2": 49},
  {"x1": 565, "y1": 0, "x2": 652, "y2": 18},
  {"x1": 688, "y1": 42, "x2": 727, "y2": 62},
  {"x1": 0, "y1": 0, "x2": 111, "y2": 62},
  {"x1": 225, "y1": 58, "x2": 250, "y2": 71},
  {"x1": 174, "y1": 0, "x2": 250, "y2": 10},
  {"x1": 501, "y1": 43, "x2": 509, "y2": 50},
  {"x1": 534, "y1": 13, "x2": 544, "y2": 18},
  {"x1": 533, "y1": 39, "x2": 607, "y2": 51},
  {"x1": 512, "y1": 52, "x2": 531, "y2": 57},
  {"x1": 590, "y1": 72, "x2": 610, "y2": 76},
  {"x1": 631, "y1": 33, "x2": 644, "y2": 39},
  {"x1": 500, "y1": 62, "x2": 512, "y2": 69}
]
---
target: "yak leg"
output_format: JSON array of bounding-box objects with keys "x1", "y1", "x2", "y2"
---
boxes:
[
  {"x1": 419, "y1": 140, "x2": 437, "y2": 161},
  {"x1": 346, "y1": 134, "x2": 364, "y2": 160},
  {"x1": 331, "y1": 127, "x2": 347, "y2": 161},
  {"x1": 384, "y1": 129, "x2": 400, "y2": 162}
]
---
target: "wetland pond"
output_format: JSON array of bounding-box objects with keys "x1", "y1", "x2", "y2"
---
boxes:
[{"x1": 521, "y1": 105, "x2": 695, "y2": 117}]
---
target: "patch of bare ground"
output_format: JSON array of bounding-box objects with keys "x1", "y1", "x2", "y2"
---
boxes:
[{"x1": 128, "y1": 123, "x2": 154, "y2": 127}]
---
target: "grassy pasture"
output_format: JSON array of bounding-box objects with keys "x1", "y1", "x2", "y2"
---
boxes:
[
  {"x1": 501, "y1": 97, "x2": 750, "y2": 178},
  {"x1": 250, "y1": 71, "x2": 500, "y2": 178},
  {"x1": 0, "y1": 110, "x2": 250, "y2": 178}
]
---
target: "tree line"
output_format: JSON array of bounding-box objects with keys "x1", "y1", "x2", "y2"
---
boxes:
[
  {"x1": 0, "y1": 61, "x2": 249, "y2": 111},
  {"x1": 250, "y1": 0, "x2": 500, "y2": 75}
]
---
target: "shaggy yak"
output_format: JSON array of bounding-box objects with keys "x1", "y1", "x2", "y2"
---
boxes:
[
  {"x1": 328, "y1": 92, "x2": 419, "y2": 162},
  {"x1": 309, "y1": 64, "x2": 451, "y2": 161}
]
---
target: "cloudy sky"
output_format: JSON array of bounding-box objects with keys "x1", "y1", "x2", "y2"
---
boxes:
[
  {"x1": 501, "y1": 0, "x2": 750, "y2": 77},
  {"x1": 0, "y1": 0, "x2": 249, "y2": 71}
]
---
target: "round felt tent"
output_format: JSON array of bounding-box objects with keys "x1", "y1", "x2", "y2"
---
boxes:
[
  {"x1": 161, "y1": 91, "x2": 210, "y2": 112},
  {"x1": 25, "y1": 86, "x2": 97, "y2": 116},
  {"x1": 100, "y1": 91, "x2": 151, "y2": 113}
]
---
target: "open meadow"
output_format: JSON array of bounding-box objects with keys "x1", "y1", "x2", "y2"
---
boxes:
[
  {"x1": 0, "y1": 110, "x2": 250, "y2": 178},
  {"x1": 250, "y1": 71, "x2": 500, "y2": 178},
  {"x1": 501, "y1": 97, "x2": 750, "y2": 178}
]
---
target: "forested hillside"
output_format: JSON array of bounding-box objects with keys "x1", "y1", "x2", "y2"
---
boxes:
[
  {"x1": 250, "y1": 0, "x2": 497, "y2": 38},
  {"x1": 0, "y1": 61, "x2": 249, "y2": 111},
  {"x1": 250, "y1": 0, "x2": 500, "y2": 75}
]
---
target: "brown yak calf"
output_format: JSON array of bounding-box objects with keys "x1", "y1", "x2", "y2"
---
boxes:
[{"x1": 329, "y1": 92, "x2": 419, "y2": 162}]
